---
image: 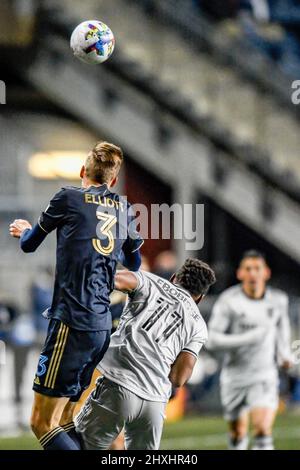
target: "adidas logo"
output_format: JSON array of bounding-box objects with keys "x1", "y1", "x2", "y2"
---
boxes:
[{"x1": 34, "y1": 376, "x2": 40, "y2": 385}]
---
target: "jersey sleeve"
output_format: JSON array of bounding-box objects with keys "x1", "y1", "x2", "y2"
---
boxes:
[
  {"x1": 130, "y1": 271, "x2": 151, "y2": 300},
  {"x1": 124, "y1": 203, "x2": 144, "y2": 253},
  {"x1": 182, "y1": 323, "x2": 208, "y2": 358},
  {"x1": 118, "y1": 248, "x2": 141, "y2": 271},
  {"x1": 276, "y1": 293, "x2": 292, "y2": 365},
  {"x1": 208, "y1": 295, "x2": 232, "y2": 333},
  {"x1": 38, "y1": 188, "x2": 67, "y2": 234},
  {"x1": 20, "y1": 224, "x2": 48, "y2": 253}
]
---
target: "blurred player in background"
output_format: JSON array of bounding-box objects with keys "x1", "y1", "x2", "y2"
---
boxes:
[
  {"x1": 9, "y1": 141, "x2": 143, "y2": 450},
  {"x1": 207, "y1": 250, "x2": 292, "y2": 450},
  {"x1": 153, "y1": 250, "x2": 178, "y2": 280},
  {"x1": 76, "y1": 258, "x2": 216, "y2": 450}
]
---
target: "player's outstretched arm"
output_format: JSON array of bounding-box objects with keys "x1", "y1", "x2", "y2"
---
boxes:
[
  {"x1": 208, "y1": 296, "x2": 266, "y2": 351},
  {"x1": 169, "y1": 352, "x2": 197, "y2": 388},
  {"x1": 114, "y1": 270, "x2": 139, "y2": 293},
  {"x1": 9, "y1": 189, "x2": 67, "y2": 253},
  {"x1": 206, "y1": 327, "x2": 267, "y2": 351},
  {"x1": 9, "y1": 219, "x2": 48, "y2": 253}
]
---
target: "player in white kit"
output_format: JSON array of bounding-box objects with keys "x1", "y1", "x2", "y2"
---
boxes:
[
  {"x1": 76, "y1": 258, "x2": 216, "y2": 449},
  {"x1": 207, "y1": 251, "x2": 292, "y2": 450}
]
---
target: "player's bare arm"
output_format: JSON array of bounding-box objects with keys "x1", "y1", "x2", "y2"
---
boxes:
[
  {"x1": 114, "y1": 270, "x2": 139, "y2": 293},
  {"x1": 169, "y1": 351, "x2": 197, "y2": 388}
]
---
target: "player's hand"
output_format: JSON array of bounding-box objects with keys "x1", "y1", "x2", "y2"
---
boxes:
[{"x1": 9, "y1": 219, "x2": 32, "y2": 238}]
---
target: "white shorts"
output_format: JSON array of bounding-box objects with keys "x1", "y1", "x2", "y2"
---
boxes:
[
  {"x1": 221, "y1": 379, "x2": 279, "y2": 421},
  {"x1": 75, "y1": 376, "x2": 166, "y2": 450}
]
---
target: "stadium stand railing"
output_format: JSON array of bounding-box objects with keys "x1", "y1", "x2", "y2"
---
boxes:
[
  {"x1": 119, "y1": 0, "x2": 300, "y2": 201},
  {"x1": 31, "y1": 0, "x2": 300, "y2": 197},
  {"x1": 39, "y1": 5, "x2": 300, "y2": 204},
  {"x1": 130, "y1": 0, "x2": 297, "y2": 113}
]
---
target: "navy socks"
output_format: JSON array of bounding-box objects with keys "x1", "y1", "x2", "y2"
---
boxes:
[
  {"x1": 62, "y1": 422, "x2": 83, "y2": 449},
  {"x1": 39, "y1": 427, "x2": 80, "y2": 450}
]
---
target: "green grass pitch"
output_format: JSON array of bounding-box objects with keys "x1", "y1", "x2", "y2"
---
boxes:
[{"x1": 0, "y1": 413, "x2": 300, "y2": 450}]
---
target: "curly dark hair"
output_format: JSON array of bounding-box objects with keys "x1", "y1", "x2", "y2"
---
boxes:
[{"x1": 175, "y1": 258, "x2": 216, "y2": 297}]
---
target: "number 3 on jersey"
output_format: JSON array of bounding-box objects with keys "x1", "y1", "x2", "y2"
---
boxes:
[{"x1": 93, "y1": 210, "x2": 117, "y2": 255}]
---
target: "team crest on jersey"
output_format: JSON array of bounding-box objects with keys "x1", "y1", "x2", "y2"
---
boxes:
[
  {"x1": 128, "y1": 301, "x2": 145, "y2": 317},
  {"x1": 238, "y1": 312, "x2": 246, "y2": 319}
]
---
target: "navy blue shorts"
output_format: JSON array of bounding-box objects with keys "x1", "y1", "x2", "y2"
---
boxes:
[{"x1": 33, "y1": 319, "x2": 110, "y2": 402}]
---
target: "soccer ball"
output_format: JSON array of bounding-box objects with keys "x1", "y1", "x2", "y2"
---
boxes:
[{"x1": 70, "y1": 20, "x2": 115, "y2": 65}]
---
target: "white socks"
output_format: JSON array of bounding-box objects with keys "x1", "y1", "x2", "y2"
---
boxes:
[
  {"x1": 228, "y1": 435, "x2": 249, "y2": 450},
  {"x1": 251, "y1": 435, "x2": 274, "y2": 450}
]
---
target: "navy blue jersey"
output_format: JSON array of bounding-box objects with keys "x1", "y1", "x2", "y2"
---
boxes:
[{"x1": 38, "y1": 184, "x2": 143, "y2": 331}]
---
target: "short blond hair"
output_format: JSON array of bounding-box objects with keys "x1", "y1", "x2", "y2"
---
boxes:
[{"x1": 85, "y1": 141, "x2": 123, "y2": 184}]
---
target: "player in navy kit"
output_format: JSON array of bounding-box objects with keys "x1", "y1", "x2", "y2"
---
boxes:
[{"x1": 9, "y1": 141, "x2": 143, "y2": 450}]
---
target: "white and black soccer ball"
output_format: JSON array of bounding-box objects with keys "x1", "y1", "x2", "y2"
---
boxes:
[{"x1": 70, "y1": 20, "x2": 115, "y2": 65}]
